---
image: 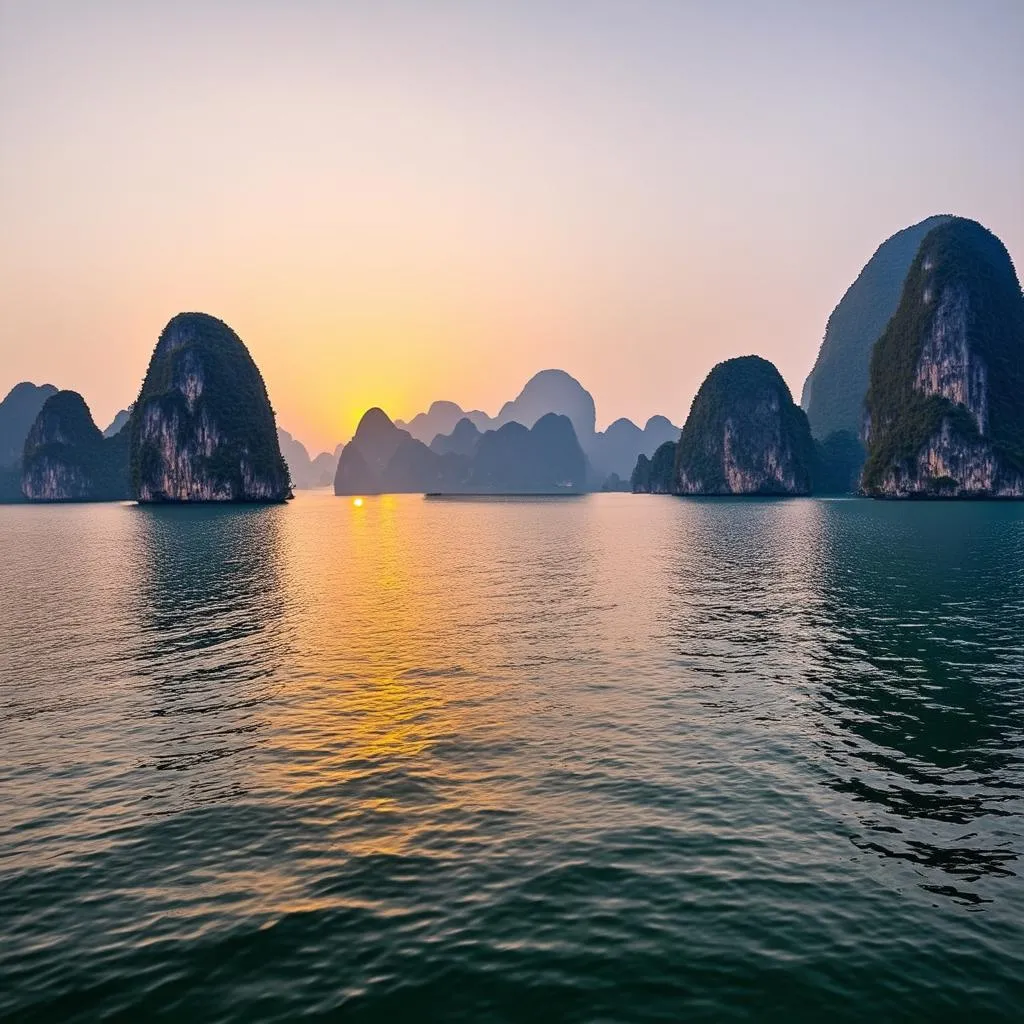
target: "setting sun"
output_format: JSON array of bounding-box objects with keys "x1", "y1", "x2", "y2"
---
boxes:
[{"x1": 1, "y1": 2, "x2": 1021, "y2": 1020}]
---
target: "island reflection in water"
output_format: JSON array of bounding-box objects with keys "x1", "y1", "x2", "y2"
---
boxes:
[{"x1": 1, "y1": 492, "x2": 1022, "y2": 1021}]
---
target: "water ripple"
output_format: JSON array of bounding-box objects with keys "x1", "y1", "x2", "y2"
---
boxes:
[{"x1": 1, "y1": 494, "x2": 1023, "y2": 1021}]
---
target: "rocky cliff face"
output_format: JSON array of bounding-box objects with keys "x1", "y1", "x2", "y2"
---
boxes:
[
  {"x1": 871, "y1": 419, "x2": 1021, "y2": 498},
  {"x1": 862, "y1": 218, "x2": 1024, "y2": 497},
  {"x1": 21, "y1": 391, "x2": 129, "y2": 501},
  {"x1": 631, "y1": 440, "x2": 677, "y2": 493},
  {"x1": 912, "y1": 284, "x2": 988, "y2": 434},
  {"x1": 801, "y1": 215, "x2": 951, "y2": 440},
  {"x1": 672, "y1": 356, "x2": 813, "y2": 496},
  {"x1": 130, "y1": 313, "x2": 291, "y2": 502},
  {"x1": 23, "y1": 458, "x2": 91, "y2": 501}
]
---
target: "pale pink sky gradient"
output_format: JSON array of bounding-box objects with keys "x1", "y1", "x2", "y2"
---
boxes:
[{"x1": 1, "y1": 1, "x2": 1022, "y2": 452}]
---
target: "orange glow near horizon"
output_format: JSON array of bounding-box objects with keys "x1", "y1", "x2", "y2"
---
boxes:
[{"x1": 2, "y1": 5, "x2": 1022, "y2": 454}]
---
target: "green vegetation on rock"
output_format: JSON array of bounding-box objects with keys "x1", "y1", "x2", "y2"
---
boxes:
[
  {"x1": 861, "y1": 218, "x2": 1024, "y2": 495},
  {"x1": 130, "y1": 313, "x2": 290, "y2": 502},
  {"x1": 22, "y1": 390, "x2": 129, "y2": 501},
  {"x1": 675, "y1": 356, "x2": 813, "y2": 495},
  {"x1": 631, "y1": 440, "x2": 677, "y2": 493},
  {"x1": 801, "y1": 215, "x2": 951, "y2": 440}
]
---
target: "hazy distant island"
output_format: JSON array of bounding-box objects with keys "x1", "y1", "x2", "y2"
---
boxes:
[
  {"x1": 277, "y1": 428, "x2": 341, "y2": 489},
  {"x1": 334, "y1": 406, "x2": 587, "y2": 495},
  {"x1": 103, "y1": 408, "x2": 131, "y2": 438},
  {"x1": 0, "y1": 381, "x2": 58, "y2": 501},
  {"x1": 277, "y1": 368, "x2": 676, "y2": 492},
  {"x1": 389, "y1": 369, "x2": 680, "y2": 487}
]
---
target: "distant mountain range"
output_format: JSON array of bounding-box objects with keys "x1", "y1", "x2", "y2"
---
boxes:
[
  {"x1": 335, "y1": 407, "x2": 586, "y2": 495},
  {"x1": 8, "y1": 212, "x2": 1019, "y2": 504},
  {"x1": 277, "y1": 429, "x2": 341, "y2": 489},
  {"x1": 394, "y1": 369, "x2": 680, "y2": 482},
  {"x1": 279, "y1": 368, "x2": 680, "y2": 490}
]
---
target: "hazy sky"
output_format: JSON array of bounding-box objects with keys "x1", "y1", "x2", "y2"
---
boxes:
[{"x1": 1, "y1": 1, "x2": 1022, "y2": 452}]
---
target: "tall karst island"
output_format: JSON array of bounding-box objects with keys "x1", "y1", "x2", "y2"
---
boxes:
[
  {"x1": 21, "y1": 390, "x2": 129, "y2": 501},
  {"x1": 15, "y1": 312, "x2": 291, "y2": 503},
  {"x1": 861, "y1": 218, "x2": 1024, "y2": 497},
  {"x1": 130, "y1": 313, "x2": 291, "y2": 502},
  {"x1": 801, "y1": 215, "x2": 952, "y2": 443},
  {"x1": 633, "y1": 356, "x2": 814, "y2": 495}
]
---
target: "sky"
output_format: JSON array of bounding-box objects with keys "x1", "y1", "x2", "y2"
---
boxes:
[{"x1": 1, "y1": 1, "x2": 1022, "y2": 453}]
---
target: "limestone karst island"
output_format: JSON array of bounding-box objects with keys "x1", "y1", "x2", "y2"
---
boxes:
[
  {"x1": 3, "y1": 5, "x2": 1023, "y2": 1022},
  {"x1": 2, "y1": 217, "x2": 1021, "y2": 505}
]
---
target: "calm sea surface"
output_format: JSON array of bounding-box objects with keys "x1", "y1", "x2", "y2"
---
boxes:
[{"x1": 1, "y1": 492, "x2": 1023, "y2": 1022}]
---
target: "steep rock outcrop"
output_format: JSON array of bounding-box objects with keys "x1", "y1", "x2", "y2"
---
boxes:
[
  {"x1": 801, "y1": 215, "x2": 951, "y2": 440},
  {"x1": 22, "y1": 390, "x2": 129, "y2": 501},
  {"x1": 631, "y1": 440, "x2": 677, "y2": 494},
  {"x1": 334, "y1": 442, "x2": 378, "y2": 495},
  {"x1": 334, "y1": 407, "x2": 410, "y2": 493},
  {"x1": 673, "y1": 356, "x2": 813, "y2": 495},
  {"x1": 862, "y1": 218, "x2": 1024, "y2": 497},
  {"x1": 130, "y1": 313, "x2": 290, "y2": 502},
  {"x1": 335, "y1": 409, "x2": 467, "y2": 494}
]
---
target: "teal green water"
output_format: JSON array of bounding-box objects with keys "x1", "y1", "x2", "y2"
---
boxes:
[{"x1": 1, "y1": 493, "x2": 1022, "y2": 1021}]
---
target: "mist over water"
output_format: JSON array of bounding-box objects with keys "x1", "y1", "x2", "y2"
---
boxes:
[{"x1": 1, "y1": 493, "x2": 1023, "y2": 1021}]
